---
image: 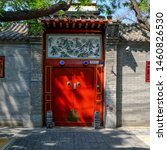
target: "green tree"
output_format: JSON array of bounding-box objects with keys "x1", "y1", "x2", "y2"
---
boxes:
[
  {"x1": 0, "y1": 0, "x2": 72, "y2": 21},
  {"x1": 131, "y1": 0, "x2": 150, "y2": 30},
  {"x1": 98, "y1": 0, "x2": 149, "y2": 30},
  {"x1": 0, "y1": 0, "x2": 150, "y2": 31}
]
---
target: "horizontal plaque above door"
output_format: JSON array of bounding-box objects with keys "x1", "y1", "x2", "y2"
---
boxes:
[{"x1": 46, "y1": 34, "x2": 102, "y2": 59}]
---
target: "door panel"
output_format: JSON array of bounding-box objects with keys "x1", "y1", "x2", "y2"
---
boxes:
[
  {"x1": 53, "y1": 67, "x2": 95, "y2": 126},
  {"x1": 74, "y1": 68, "x2": 95, "y2": 123},
  {"x1": 53, "y1": 68, "x2": 74, "y2": 122}
]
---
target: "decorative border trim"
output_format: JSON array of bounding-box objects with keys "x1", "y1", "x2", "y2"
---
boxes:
[
  {"x1": 96, "y1": 67, "x2": 103, "y2": 94},
  {"x1": 45, "y1": 66, "x2": 52, "y2": 93}
]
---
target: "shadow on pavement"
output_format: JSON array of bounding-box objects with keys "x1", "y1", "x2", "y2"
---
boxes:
[{"x1": 4, "y1": 127, "x2": 150, "y2": 150}]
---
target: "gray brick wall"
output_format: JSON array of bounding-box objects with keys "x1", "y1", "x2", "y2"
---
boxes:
[
  {"x1": 105, "y1": 38, "x2": 150, "y2": 127},
  {"x1": 0, "y1": 43, "x2": 43, "y2": 127},
  {"x1": 0, "y1": 44, "x2": 32, "y2": 127},
  {"x1": 117, "y1": 43, "x2": 150, "y2": 126}
]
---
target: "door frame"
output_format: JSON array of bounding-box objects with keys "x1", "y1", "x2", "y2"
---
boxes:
[{"x1": 42, "y1": 29, "x2": 105, "y2": 126}]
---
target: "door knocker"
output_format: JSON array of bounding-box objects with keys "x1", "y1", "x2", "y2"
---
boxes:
[
  {"x1": 67, "y1": 81, "x2": 71, "y2": 87},
  {"x1": 77, "y1": 82, "x2": 81, "y2": 88}
]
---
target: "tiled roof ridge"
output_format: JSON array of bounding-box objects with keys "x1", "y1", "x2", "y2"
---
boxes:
[
  {"x1": 41, "y1": 15, "x2": 114, "y2": 30},
  {"x1": 48, "y1": 13, "x2": 111, "y2": 18},
  {"x1": 0, "y1": 23, "x2": 29, "y2": 41},
  {"x1": 69, "y1": 2, "x2": 97, "y2": 6},
  {"x1": 42, "y1": 14, "x2": 113, "y2": 23},
  {"x1": 118, "y1": 22, "x2": 150, "y2": 42},
  {"x1": 0, "y1": 22, "x2": 149, "y2": 42},
  {"x1": 119, "y1": 22, "x2": 148, "y2": 30}
]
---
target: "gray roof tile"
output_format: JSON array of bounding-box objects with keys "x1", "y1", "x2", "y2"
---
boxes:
[
  {"x1": 0, "y1": 23, "x2": 29, "y2": 41},
  {"x1": 0, "y1": 23, "x2": 149, "y2": 42},
  {"x1": 119, "y1": 24, "x2": 150, "y2": 42}
]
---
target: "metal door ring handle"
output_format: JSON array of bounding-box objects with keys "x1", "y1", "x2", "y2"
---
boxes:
[
  {"x1": 77, "y1": 82, "x2": 81, "y2": 87},
  {"x1": 67, "y1": 81, "x2": 71, "y2": 87}
]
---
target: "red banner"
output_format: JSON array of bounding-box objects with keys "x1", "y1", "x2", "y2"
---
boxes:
[
  {"x1": 146, "y1": 61, "x2": 150, "y2": 82},
  {"x1": 0, "y1": 56, "x2": 5, "y2": 78}
]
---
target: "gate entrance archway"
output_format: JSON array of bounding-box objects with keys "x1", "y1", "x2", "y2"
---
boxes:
[{"x1": 42, "y1": 17, "x2": 107, "y2": 127}]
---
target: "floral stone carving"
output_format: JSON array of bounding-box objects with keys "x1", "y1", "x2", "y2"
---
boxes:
[{"x1": 46, "y1": 34, "x2": 102, "y2": 59}]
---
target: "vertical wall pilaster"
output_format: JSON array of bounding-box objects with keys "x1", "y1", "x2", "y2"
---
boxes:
[
  {"x1": 30, "y1": 40, "x2": 43, "y2": 127},
  {"x1": 104, "y1": 44, "x2": 117, "y2": 128}
]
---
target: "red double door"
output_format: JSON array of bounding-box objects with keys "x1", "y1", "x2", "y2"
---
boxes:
[{"x1": 53, "y1": 67, "x2": 96, "y2": 126}]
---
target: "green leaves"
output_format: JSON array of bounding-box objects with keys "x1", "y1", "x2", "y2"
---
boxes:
[
  {"x1": 97, "y1": 3, "x2": 114, "y2": 15},
  {"x1": 79, "y1": 0, "x2": 92, "y2": 5},
  {"x1": 0, "y1": 0, "x2": 56, "y2": 11},
  {"x1": 122, "y1": 2, "x2": 130, "y2": 7},
  {"x1": 0, "y1": 0, "x2": 150, "y2": 33},
  {"x1": 26, "y1": 19, "x2": 44, "y2": 35},
  {"x1": 0, "y1": 0, "x2": 57, "y2": 33},
  {"x1": 139, "y1": 0, "x2": 150, "y2": 12},
  {"x1": 0, "y1": 0, "x2": 6, "y2": 16},
  {"x1": 29, "y1": 0, "x2": 51, "y2": 10},
  {"x1": 57, "y1": 10, "x2": 65, "y2": 16}
]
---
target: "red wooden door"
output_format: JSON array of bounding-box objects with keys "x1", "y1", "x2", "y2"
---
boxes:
[{"x1": 53, "y1": 67, "x2": 95, "y2": 126}]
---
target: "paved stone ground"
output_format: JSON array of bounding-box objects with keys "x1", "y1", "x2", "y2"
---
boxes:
[{"x1": 0, "y1": 127, "x2": 149, "y2": 150}]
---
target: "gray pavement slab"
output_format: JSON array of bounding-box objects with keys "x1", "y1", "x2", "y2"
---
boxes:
[{"x1": 0, "y1": 127, "x2": 150, "y2": 150}]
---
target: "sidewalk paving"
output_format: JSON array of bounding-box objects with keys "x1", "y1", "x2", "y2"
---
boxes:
[{"x1": 0, "y1": 127, "x2": 150, "y2": 150}]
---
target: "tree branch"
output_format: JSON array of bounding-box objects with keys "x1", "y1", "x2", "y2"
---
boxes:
[
  {"x1": 130, "y1": 0, "x2": 150, "y2": 31},
  {"x1": 0, "y1": 0, "x2": 72, "y2": 22}
]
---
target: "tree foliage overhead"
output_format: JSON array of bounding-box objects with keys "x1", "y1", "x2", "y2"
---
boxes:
[
  {"x1": 98, "y1": 0, "x2": 149, "y2": 30},
  {"x1": 0, "y1": 0, "x2": 150, "y2": 32},
  {"x1": 0, "y1": 0, "x2": 73, "y2": 21}
]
